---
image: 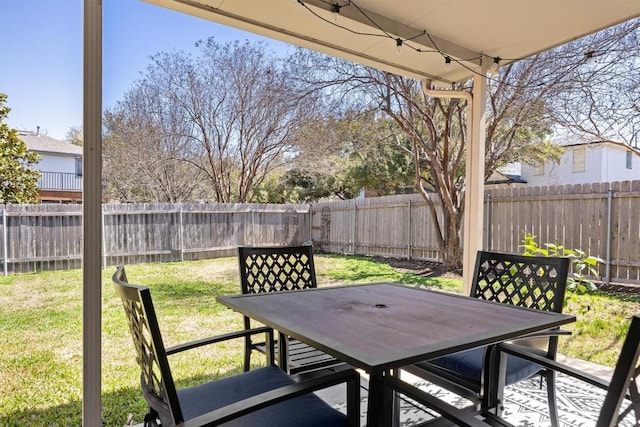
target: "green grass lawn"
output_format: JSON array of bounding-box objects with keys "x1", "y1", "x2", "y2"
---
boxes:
[{"x1": 1, "y1": 254, "x2": 639, "y2": 426}]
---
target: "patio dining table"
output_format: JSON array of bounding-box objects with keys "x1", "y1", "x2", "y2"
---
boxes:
[{"x1": 217, "y1": 283, "x2": 575, "y2": 426}]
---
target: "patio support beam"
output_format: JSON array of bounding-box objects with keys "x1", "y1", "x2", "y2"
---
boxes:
[
  {"x1": 420, "y1": 72, "x2": 485, "y2": 295},
  {"x1": 463, "y1": 63, "x2": 488, "y2": 294},
  {"x1": 82, "y1": 0, "x2": 102, "y2": 425}
]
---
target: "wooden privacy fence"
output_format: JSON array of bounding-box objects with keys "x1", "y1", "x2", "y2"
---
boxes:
[
  {"x1": 310, "y1": 193, "x2": 442, "y2": 262},
  {"x1": 485, "y1": 180, "x2": 640, "y2": 285},
  {"x1": 310, "y1": 180, "x2": 640, "y2": 285},
  {"x1": 2, "y1": 180, "x2": 640, "y2": 284},
  {"x1": 0, "y1": 203, "x2": 310, "y2": 275}
]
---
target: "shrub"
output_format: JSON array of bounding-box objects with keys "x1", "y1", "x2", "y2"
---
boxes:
[{"x1": 520, "y1": 232, "x2": 603, "y2": 311}]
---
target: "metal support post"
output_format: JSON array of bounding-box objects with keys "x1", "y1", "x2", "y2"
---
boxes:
[
  {"x1": 179, "y1": 207, "x2": 185, "y2": 262},
  {"x1": 2, "y1": 209, "x2": 7, "y2": 276},
  {"x1": 407, "y1": 200, "x2": 412, "y2": 260},
  {"x1": 485, "y1": 193, "x2": 492, "y2": 251},
  {"x1": 352, "y1": 202, "x2": 357, "y2": 254},
  {"x1": 308, "y1": 205, "x2": 312, "y2": 244},
  {"x1": 606, "y1": 187, "x2": 613, "y2": 286}
]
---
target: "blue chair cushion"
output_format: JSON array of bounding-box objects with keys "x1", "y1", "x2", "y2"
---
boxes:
[
  {"x1": 177, "y1": 365, "x2": 347, "y2": 426},
  {"x1": 426, "y1": 347, "x2": 543, "y2": 386}
]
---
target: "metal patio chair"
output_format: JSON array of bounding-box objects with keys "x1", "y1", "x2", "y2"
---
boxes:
[
  {"x1": 113, "y1": 265, "x2": 360, "y2": 427},
  {"x1": 238, "y1": 245, "x2": 345, "y2": 374},
  {"x1": 403, "y1": 251, "x2": 570, "y2": 426},
  {"x1": 388, "y1": 313, "x2": 640, "y2": 427}
]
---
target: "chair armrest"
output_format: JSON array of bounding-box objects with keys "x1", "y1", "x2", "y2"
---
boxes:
[
  {"x1": 166, "y1": 326, "x2": 273, "y2": 355},
  {"x1": 499, "y1": 343, "x2": 610, "y2": 391},
  {"x1": 181, "y1": 367, "x2": 360, "y2": 426},
  {"x1": 384, "y1": 376, "x2": 490, "y2": 427}
]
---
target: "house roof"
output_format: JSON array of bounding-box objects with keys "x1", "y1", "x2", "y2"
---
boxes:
[
  {"x1": 146, "y1": 0, "x2": 640, "y2": 85},
  {"x1": 563, "y1": 140, "x2": 640, "y2": 157},
  {"x1": 486, "y1": 170, "x2": 527, "y2": 185},
  {"x1": 18, "y1": 131, "x2": 83, "y2": 157}
]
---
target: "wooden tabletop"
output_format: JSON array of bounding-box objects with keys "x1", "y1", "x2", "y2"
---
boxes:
[{"x1": 217, "y1": 283, "x2": 575, "y2": 373}]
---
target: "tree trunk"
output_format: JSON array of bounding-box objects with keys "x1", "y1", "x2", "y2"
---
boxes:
[{"x1": 440, "y1": 211, "x2": 463, "y2": 273}]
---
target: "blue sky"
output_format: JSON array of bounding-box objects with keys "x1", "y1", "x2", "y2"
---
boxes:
[{"x1": 1, "y1": 0, "x2": 292, "y2": 140}]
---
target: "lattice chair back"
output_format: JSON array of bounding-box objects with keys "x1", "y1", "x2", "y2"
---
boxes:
[
  {"x1": 471, "y1": 251, "x2": 570, "y2": 313},
  {"x1": 238, "y1": 245, "x2": 317, "y2": 294},
  {"x1": 597, "y1": 314, "x2": 640, "y2": 427},
  {"x1": 113, "y1": 265, "x2": 183, "y2": 425}
]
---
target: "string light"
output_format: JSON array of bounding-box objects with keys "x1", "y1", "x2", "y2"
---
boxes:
[
  {"x1": 331, "y1": 3, "x2": 341, "y2": 22},
  {"x1": 491, "y1": 57, "x2": 501, "y2": 71},
  {"x1": 584, "y1": 51, "x2": 595, "y2": 62},
  {"x1": 300, "y1": 0, "x2": 483, "y2": 62},
  {"x1": 396, "y1": 38, "x2": 403, "y2": 54},
  {"x1": 298, "y1": 0, "x2": 570, "y2": 89}
]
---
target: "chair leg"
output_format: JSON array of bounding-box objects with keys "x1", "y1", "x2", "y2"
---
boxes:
[
  {"x1": 243, "y1": 336, "x2": 252, "y2": 372},
  {"x1": 545, "y1": 371, "x2": 559, "y2": 427},
  {"x1": 143, "y1": 409, "x2": 160, "y2": 427}
]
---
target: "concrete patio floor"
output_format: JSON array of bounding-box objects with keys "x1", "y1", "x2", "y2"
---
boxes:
[
  {"x1": 316, "y1": 354, "x2": 631, "y2": 426},
  {"x1": 129, "y1": 355, "x2": 626, "y2": 426}
]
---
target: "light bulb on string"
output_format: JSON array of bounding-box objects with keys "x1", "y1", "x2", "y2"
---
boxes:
[
  {"x1": 444, "y1": 56, "x2": 451, "y2": 71},
  {"x1": 491, "y1": 57, "x2": 501, "y2": 72},
  {"x1": 332, "y1": 4, "x2": 341, "y2": 22},
  {"x1": 584, "y1": 51, "x2": 595, "y2": 63},
  {"x1": 396, "y1": 38, "x2": 403, "y2": 54}
]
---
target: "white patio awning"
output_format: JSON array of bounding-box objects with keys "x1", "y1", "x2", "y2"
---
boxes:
[{"x1": 143, "y1": 0, "x2": 640, "y2": 83}]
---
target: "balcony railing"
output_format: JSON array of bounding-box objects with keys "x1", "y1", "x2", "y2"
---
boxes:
[{"x1": 38, "y1": 172, "x2": 83, "y2": 191}]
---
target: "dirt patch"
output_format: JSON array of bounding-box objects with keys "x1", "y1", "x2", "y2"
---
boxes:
[
  {"x1": 598, "y1": 283, "x2": 640, "y2": 297},
  {"x1": 367, "y1": 255, "x2": 640, "y2": 296},
  {"x1": 367, "y1": 256, "x2": 462, "y2": 279}
]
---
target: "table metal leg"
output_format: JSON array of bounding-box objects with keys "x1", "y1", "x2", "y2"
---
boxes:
[
  {"x1": 391, "y1": 369, "x2": 400, "y2": 427},
  {"x1": 367, "y1": 371, "x2": 394, "y2": 427},
  {"x1": 367, "y1": 373, "x2": 381, "y2": 426}
]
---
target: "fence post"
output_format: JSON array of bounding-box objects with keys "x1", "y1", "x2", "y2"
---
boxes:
[
  {"x1": 407, "y1": 199, "x2": 412, "y2": 260},
  {"x1": 485, "y1": 193, "x2": 492, "y2": 251},
  {"x1": 179, "y1": 207, "x2": 185, "y2": 262},
  {"x1": 251, "y1": 208, "x2": 256, "y2": 245},
  {"x1": 2, "y1": 208, "x2": 7, "y2": 277},
  {"x1": 606, "y1": 187, "x2": 614, "y2": 286},
  {"x1": 308, "y1": 205, "x2": 312, "y2": 243},
  {"x1": 352, "y1": 200, "x2": 357, "y2": 254},
  {"x1": 101, "y1": 205, "x2": 106, "y2": 268}
]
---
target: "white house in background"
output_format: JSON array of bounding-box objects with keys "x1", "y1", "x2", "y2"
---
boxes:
[
  {"x1": 19, "y1": 130, "x2": 83, "y2": 203},
  {"x1": 520, "y1": 140, "x2": 640, "y2": 186}
]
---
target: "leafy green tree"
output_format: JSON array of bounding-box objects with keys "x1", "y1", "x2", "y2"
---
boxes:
[
  {"x1": 65, "y1": 126, "x2": 83, "y2": 146},
  {"x1": 339, "y1": 120, "x2": 415, "y2": 197},
  {"x1": 0, "y1": 94, "x2": 40, "y2": 204},
  {"x1": 261, "y1": 112, "x2": 415, "y2": 202}
]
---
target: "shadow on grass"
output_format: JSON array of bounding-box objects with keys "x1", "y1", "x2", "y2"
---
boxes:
[
  {"x1": 0, "y1": 372, "x2": 240, "y2": 427},
  {"x1": 0, "y1": 385, "x2": 143, "y2": 427},
  {"x1": 322, "y1": 254, "x2": 461, "y2": 291},
  {"x1": 149, "y1": 279, "x2": 231, "y2": 300}
]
